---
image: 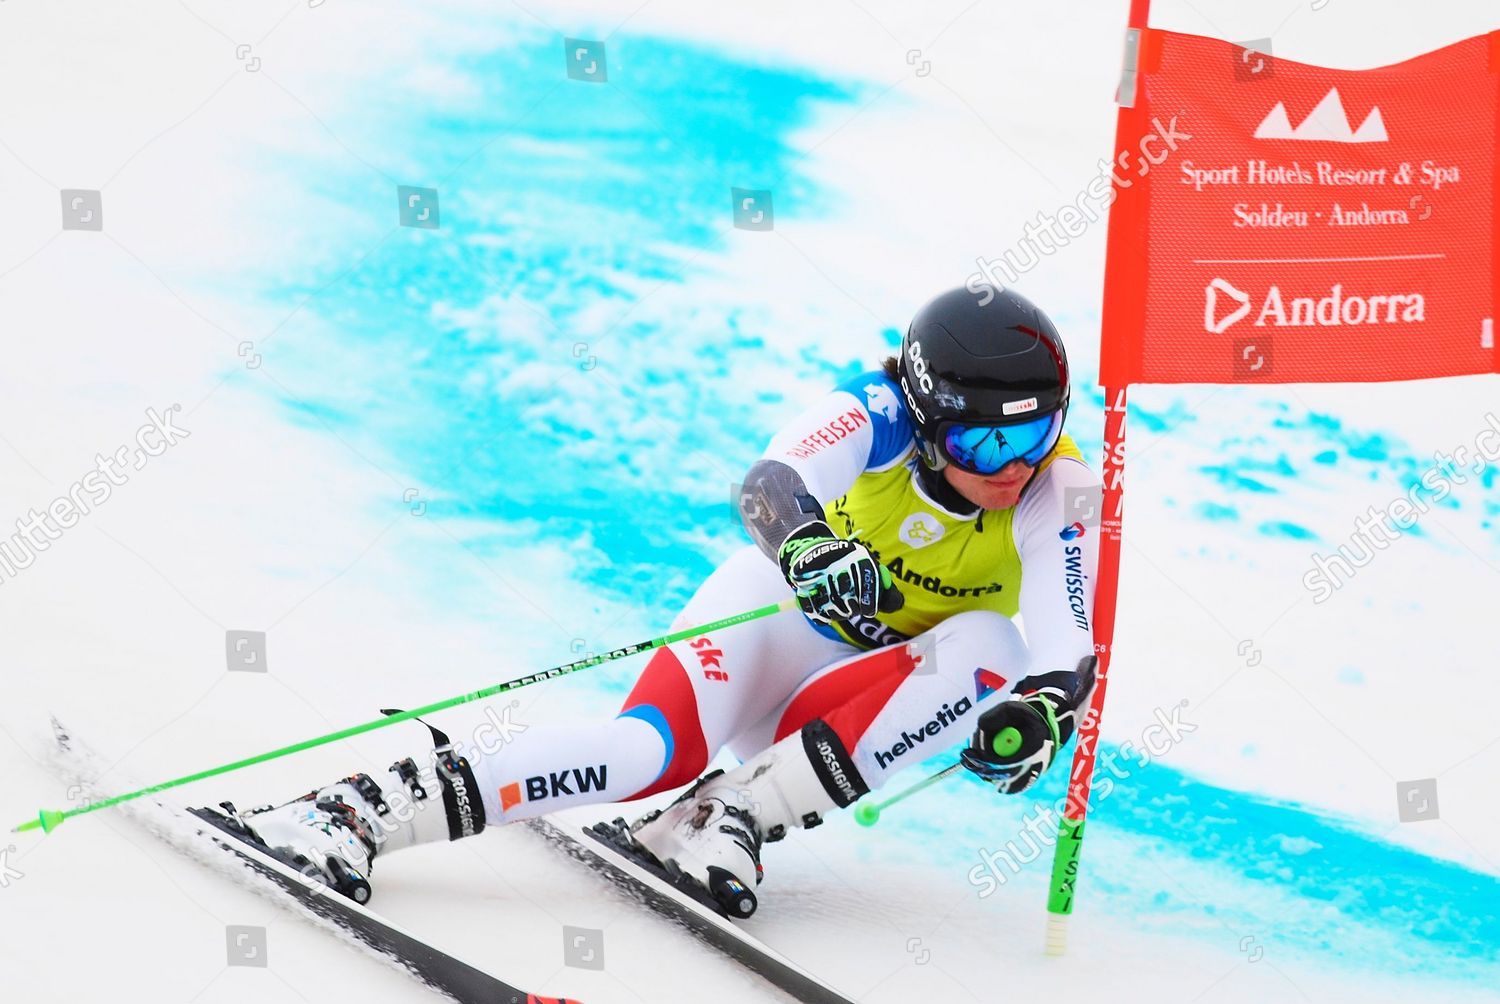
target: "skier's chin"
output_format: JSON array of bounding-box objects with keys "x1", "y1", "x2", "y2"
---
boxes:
[{"x1": 975, "y1": 486, "x2": 1024, "y2": 510}]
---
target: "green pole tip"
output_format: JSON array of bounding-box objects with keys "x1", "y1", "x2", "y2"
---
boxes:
[
  {"x1": 38, "y1": 809, "x2": 66, "y2": 833},
  {"x1": 12, "y1": 814, "x2": 41, "y2": 834},
  {"x1": 993, "y1": 726, "x2": 1023, "y2": 757},
  {"x1": 853, "y1": 801, "x2": 880, "y2": 827}
]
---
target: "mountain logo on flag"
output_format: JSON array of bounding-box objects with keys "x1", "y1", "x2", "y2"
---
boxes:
[
  {"x1": 1204, "y1": 277, "x2": 1252, "y2": 333},
  {"x1": 1254, "y1": 88, "x2": 1388, "y2": 143}
]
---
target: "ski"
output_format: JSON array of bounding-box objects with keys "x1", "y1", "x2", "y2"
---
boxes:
[
  {"x1": 527, "y1": 815, "x2": 858, "y2": 1004},
  {"x1": 48, "y1": 720, "x2": 579, "y2": 1004}
]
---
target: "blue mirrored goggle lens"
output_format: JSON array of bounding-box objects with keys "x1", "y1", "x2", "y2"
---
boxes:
[{"x1": 942, "y1": 412, "x2": 1061, "y2": 474}]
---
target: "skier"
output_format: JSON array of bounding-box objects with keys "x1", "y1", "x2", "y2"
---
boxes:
[{"x1": 222, "y1": 286, "x2": 1101, "y2": 916}]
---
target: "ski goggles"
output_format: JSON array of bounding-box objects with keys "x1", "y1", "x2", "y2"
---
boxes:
[{"x1": 939, "y1": 411, "x2": 1063, "y2": 475}]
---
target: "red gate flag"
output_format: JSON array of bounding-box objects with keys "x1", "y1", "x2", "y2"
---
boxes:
[
  {"x1": 1046, "y1": 15, "x2": 1500, "y2": 956},
  {"x1": 1101, "y1": 29, "x2": 1500, "y2": 386}
]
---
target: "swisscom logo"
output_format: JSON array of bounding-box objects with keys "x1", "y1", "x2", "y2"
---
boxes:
[
  {"x1": 1059, "y1": 521, "x2": 1087, "y2": 541},
  {"x1": 1205, "y1": 277, "x2": 1426, "y2": 333}
]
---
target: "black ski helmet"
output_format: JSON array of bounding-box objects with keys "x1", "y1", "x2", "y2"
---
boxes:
[{"x1": 896, "y1": 286, "x2": 1071, "y2": 473}]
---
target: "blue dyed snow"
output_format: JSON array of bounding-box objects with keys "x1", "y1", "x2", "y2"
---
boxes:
[
  {"x1": 1196, "y1": 501, "x2": 1238, "y2": 522},
  {"x1": 247, "y1": 28, "x2": 865, "y2": 612},
  {"x1": 886, "y1": 748, "x2": 1500, "y2": 983},
  {"x1": 1257, "y1": 520, "x2": 1316, "y2": 540},
  {"x1": 1128, "y1": 397, "x2": 1194, "y2": 434},
  {"x1": 1206, "y1": 404, "x2": 1497, "y2": 562},
  {"x1": 1346, "y1": 436, "x2": 1391, "y2": 462},
  {"x1": 1308, "y1": 412, "x2": 1341, "y2": 431},
  {"x1": 1199, "y1": 465, "x2": 1276, "y2": 493}
]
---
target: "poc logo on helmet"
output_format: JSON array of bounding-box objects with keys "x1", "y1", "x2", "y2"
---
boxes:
[
  {"x1": 901, "y1": 340, "x2": 933, "y2": 425},
  {"x1": 900, "y1": 379, "x2": 927, "y2": 425},
  {"x1": 905, "y1": 340, "x2": 934, "y2": 394}
]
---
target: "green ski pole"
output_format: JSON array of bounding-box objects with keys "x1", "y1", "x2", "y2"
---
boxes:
[
  {"x1": 852, "y1": 763, "x2": 962, "y2": 826},
  {"x1": 852, "y1": 722, "x2": 1027, "y2": 827},
  {"x1": 14, "y1": 597, "x2": 797, "y2": 835}
]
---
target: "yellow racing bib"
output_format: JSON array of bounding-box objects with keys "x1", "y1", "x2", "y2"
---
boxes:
[{"x1": 826, "y1": 434, "x2": 1084, "y2": 646}]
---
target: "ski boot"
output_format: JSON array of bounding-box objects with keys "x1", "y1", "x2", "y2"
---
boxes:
[
  {"x1": 618, "y1": 723, "x2": 866, "y2": 918},
  {"x1": 206, "y1": 734, "x2": 488, "y2": 904},
  {"x1": 212, "y1": 775, "x2": 387, "y2": 903}
]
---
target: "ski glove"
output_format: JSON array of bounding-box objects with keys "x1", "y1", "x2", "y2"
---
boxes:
[
  {"x1": 961, "y1": 656, "x2": 1098, "y2": 795},
  {"x1": 777, "y1": 521, "x2": 903, "y2": 624}
]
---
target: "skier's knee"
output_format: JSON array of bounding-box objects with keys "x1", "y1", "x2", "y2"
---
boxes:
[{"x1": 927, "y1": 610, "x2": 1026, "y2": 674}]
